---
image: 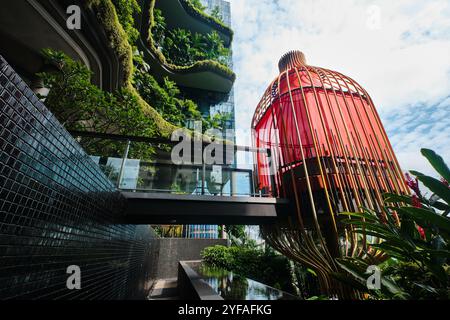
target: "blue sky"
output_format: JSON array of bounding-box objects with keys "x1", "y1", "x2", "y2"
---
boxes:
[{"x1": 229, "y1": 0, "x2": 450, "y2": 179}]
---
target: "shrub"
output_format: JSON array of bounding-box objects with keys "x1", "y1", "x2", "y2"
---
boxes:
[
  {"x1": 111, "y1": 0, "x2": 141, "y2": 44},
  {"x1": 153, "y1": 9, "x2": 230, "y2": 67},
  {"x1": 38, "y1": 49, "x2": 156, "y2": 138},
  {"x1": 188, "y1": 0, "x2": 206, "y2": 11},
  {"x1": 335, "y1": 148, "x2": 450, "y2": 299}
]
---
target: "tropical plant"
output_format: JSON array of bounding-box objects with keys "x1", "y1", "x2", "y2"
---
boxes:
[
  {"x1": 133, "y1": 55, "x2": 231, "y2": 133},
  {"x1": 162, "y1": 28, "x2": 194, "y2": 66},
  {"x1": 38, "y1": 49, "x2": 161, "y2": 161},
  {"x1": 133, "y1": 62, "x2": 203, "y2": 127},
  {"x1": 188, "y1": 0, "x2": 206, "y2": 11},
  {"x1": 38, "y1": 49, "x2": 156, "y2": 137},
  {"x1": 210, "y1": 6, "x2": 224, "y2": 23},
  {"x1": 225, "y1": 225, "x2": 246, "y2": 240},
  {"x1": 153, "y1": 225, "x2": 184, "y2": 237},
  {"x1": 203, "y1": 112, "x2": 232, "y2": 132},
  {"x1": 152, "y1": 9, "x2": 166, "y2": 48},
  {"x1": 335, "y1": 149, "x2": 450, "y2": 299},
  {"x1": 154, "y1": 10, "x2": 230, "y2": 67},
  {"x1": 111, "y1": 0, "x2": 141, "y2": 44}
]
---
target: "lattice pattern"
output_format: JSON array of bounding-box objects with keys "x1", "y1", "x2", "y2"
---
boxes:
[
  {"x1": 0, "y1": 56, "x2": 157, "y2": 299},
  {"x1": 252, "y1": 51, "x2": 408, "y2": 297}
]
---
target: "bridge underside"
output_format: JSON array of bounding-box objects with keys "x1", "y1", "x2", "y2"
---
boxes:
[{"x1": 121, "y1": 192, "x2": 290, "y2": 225}]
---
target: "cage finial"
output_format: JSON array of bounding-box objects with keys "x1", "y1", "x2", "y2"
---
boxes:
[{"x1": 278, "y1": 50, "x2": 307, "y2": 72}]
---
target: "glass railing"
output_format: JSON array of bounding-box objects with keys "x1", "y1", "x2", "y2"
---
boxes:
[{"x1": 71, "y1": 131, "x2": 275, "y2": 197}]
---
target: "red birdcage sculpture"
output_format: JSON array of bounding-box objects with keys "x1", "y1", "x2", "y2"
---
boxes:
[{"x1": 252, "y1": 51, "x2": 408, "y2": 295}]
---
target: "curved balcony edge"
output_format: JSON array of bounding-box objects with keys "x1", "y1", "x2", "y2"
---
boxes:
[{"x1": 137, "y1": 0, "x2": 236, "y2": 93}]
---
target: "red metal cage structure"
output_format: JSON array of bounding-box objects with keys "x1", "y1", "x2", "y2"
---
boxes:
[{"x1": 252, "y1": 51, "x2": 408, "y2": 279}]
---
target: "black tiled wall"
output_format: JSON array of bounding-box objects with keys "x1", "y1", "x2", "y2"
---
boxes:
[{"x1": 0, "y1": 55, "x2": 157, "y2": 299}]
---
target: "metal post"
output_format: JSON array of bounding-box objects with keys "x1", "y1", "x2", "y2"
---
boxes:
[
  {"x1": 117, "y1": 140, "x2": 131, "y2": 189},
  {"x1": 267, "y1": 149, "x2": 277, "y2": 197},
  {"x1": 201, "y1": 148, "x2": 206, "y2": 195}
]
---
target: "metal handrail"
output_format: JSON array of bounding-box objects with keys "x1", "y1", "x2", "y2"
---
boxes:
[
  {"x1": 69, "y1": 130, "x2": 270, "y2": 154},
  {"x1": 73, "y1": 130, "x2": 275, "y2": 197}
]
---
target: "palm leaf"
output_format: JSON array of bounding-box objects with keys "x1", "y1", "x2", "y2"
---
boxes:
[
  {"x1": 397, "y1": 207, "x2": 450, "y2": 232},
  {"x1": 410, "y1": 170, "x2": 450, "y2": 204},
  {"x1": 421, "y1": 148, "x2": 450, "y2": 183},
  {"x1": 383, "y1": 192, "x2": 411, "y2": 204}
]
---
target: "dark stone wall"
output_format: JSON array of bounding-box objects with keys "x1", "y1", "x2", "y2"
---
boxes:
[
  {"x1": 0, "y1": 55, "x2": 157, "y2": 299},
  {"x1": 154, "y1": 238, "x2": 228, "y2": 279}
]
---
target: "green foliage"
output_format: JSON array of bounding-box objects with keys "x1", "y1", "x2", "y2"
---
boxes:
[
  {"x1": 38, "y1": 49, "x2": 156, "y2": 137},
  {"x1": 153, "y1": 10, "x2": 230, "y2": 67},
  {"x1": 147, "y1": 0, "x2": 235, "y2": 82},
  {"x1": 86, "y1": 0, "x2": 134, "y2": 85},
  {"x1": 225, "y1": 225, "x2": 246, "y2": 243},
  {"x1": 152, "y1": 9, "x2": 166, "y2": 48},
  {"x1": 210, "y1": 6, "x2": 223, "y2": 22},
  {"x1": 188, "y1": 0, "x2": 206, "y2": 11},
  {"x1": 134, "y1": 69, "x2": 200, "y2": 127},
  {"x1": 38, "y1": 49, "x2": 160, "y2": 158},
  {"x1": 133, "y1": 54, "x2": 231, "y2": 132},
  {"x1": 201, "y1": 245, "x2": 297, "y2": 294},
  {"x1": 203, "y1": 112, "x2": 232, "y2": 132},
  {"x1": 111, "y1": 0, "x2": 141, "y2": 44},
  {"x1": 153, "y1": 225, "x2": 184, "y2": 237},
  {"x1": 335, "y1": 148, "x2": 450, "y2": 300},
  {"x1": 180, "y1": 0, "x2": 233, "y2": 39},
  {"x1": 85, "y1": 0, "x2": 179, "y2": 138}
]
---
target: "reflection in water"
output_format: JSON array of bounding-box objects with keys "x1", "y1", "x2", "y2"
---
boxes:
[{"x1": 198, "y1": 265, "x2": 299, "y2": 300}]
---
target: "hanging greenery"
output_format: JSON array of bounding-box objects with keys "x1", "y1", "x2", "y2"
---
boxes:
[
  {"x1": 147, "y1": 2, "x2": 235, "y2": 81},
  {"x1": 188, "y1": 0, "x2": 206, "y2": 11},
  {"x1": 153, "y1": 9, "x2": 231, "y2": 67},
  {"x1": 110, "y1": 0, "x2": 141, "y2": 45},
  {"x1": 38, "y1": 49, "x2": 156, "y2": 138}
]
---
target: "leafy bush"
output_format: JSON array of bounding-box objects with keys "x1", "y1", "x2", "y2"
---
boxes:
[
  {"x1": 38, "y1": 49, "x2": 156, "y2": 138},
  {"x1": 86, "y1": 0, "x2": 179, "y2": 138},
  {"x1": 133, "y1": 58, "x2": 231, "y2": 132},
  {"x1": 153, "y1": 9, "x2": 230, "y2": 67},
  {"x1": 201, "y1": 245, "x2": 296, "y2": 294},
  {"x1": 134, "y1": 67, "x2": 201, "y2": 127},
  {"x1": 210, "y1": 6, "x2": 224, "y2": 23},
  {"x1": 152, "y1": 9, "x2": 166, "y2": 48},
  {"x1": 335, "y1": 149, "x2": 450, "y2": 299},
  {"x1": 188, "y1": 0, "x2": 206, "y2": 11},
  {"x1": 38, "y1": 49, "x2": 161, "y2": 159},
  {"x1": 111, "y1": 0, "x2": 141, "y2": 44},
  {"x1": 147, "y1": 1, "x2": 235, "y2": 82},
  {"x1": 180, "y1": 0, "x2": 233, "y2": 37}
]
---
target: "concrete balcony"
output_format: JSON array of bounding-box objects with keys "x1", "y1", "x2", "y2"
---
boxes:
[
  {"x1": 136, "y1": 0, "x2": 235, "y2": 93},
  {"x1": 0, "y1": 0, "x2": 125, "y2": 92}
]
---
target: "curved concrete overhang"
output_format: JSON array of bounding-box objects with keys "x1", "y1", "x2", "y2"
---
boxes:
[
  {"x1": 136, "y1": 0, "x2": 235, "y2": 93},
  {"x1": 0, "y1": 0, "x2": 124, "y2": 91}
]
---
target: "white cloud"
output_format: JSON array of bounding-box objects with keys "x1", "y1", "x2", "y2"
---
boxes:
[{"x1": 230, "y1": 0, "x2": 450, "y2": 177}]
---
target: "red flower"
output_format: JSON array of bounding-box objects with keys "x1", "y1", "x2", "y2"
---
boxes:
[
  {"x1": 441, "y1": 177, "x2": 449, "y2": 187},
  {"x1": 411, "y1": 194, "x2": 422, "y2": 208},
  {"x1": 416, "y1": 225, "x2": 426, "y2": 240},
  {"x1": 405, "y1": 173, "x2": 421, "y2": 195}
]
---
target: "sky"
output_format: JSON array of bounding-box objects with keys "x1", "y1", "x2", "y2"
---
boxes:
[{"x1": 229, "y1": 0, "x2": 450, "y2": 179}]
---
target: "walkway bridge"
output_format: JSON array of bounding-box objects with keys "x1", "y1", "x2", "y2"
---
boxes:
[{"x1": 71, "y1": 131, "x2": 291, "y2": 225}]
